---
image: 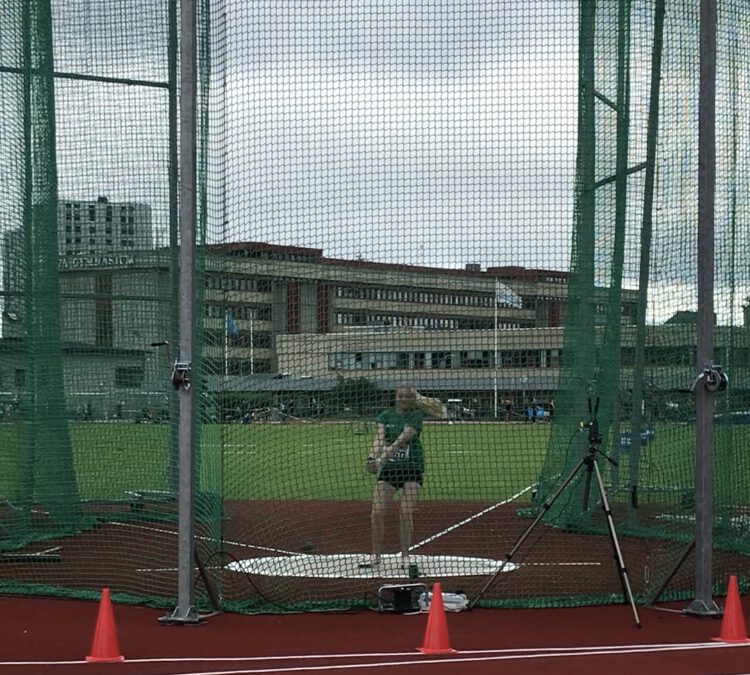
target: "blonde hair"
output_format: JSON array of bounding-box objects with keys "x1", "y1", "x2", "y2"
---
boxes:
[
  {"x1": 394, "y1": 384, "x2": 446, "y2": 418},
  {"x1": 414, "y1": 391, "x2": 447, "y2": 419}
]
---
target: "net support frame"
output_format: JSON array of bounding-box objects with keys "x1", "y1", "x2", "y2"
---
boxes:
[
  {"x1": 160, "y1": 0, "x2": 201, "y2": 625},
  {"x1": 627, "y1": 0, "x2": 665, "y2": 523},
  {"x1": 685, "y1": 0, "x2": 721, "y2": 618}
]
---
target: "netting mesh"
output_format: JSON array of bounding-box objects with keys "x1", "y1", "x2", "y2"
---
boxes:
[{"x1": 0, "y1": 0, "x2": 749, "y2": 614}]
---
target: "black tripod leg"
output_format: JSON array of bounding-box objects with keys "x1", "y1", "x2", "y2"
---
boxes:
[
  {"x1": 469, "y1": 457, "x2": 587, "y2": 609},
  {"x1": 592, "y1": 460, "x2": 642, "y2": 628},
  {"x1": 582, "y1": 463, "x2": 593, "y2": 512}
]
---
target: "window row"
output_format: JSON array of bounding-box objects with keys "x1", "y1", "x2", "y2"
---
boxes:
[
  {"x1": 204, "y1": 357, "x2": 273, "y2": 375},
  {"x1": 227, "y1": 249, "x2": 319, "y2": 262},
  {"x1": 205, "y1": 304, "x2": 272, "y2": 321},
  {"x1": 328, "y1": 349, "x2": 558, "y2": 370},
  {"x1": 335, "y1": 312, "x2": 525, "y2": 330},
  {"x1": 63, "y1": 238, "x2": 135, "y2": 253},
  {"x1": 204, "y1": 330, "x2": 272, "y2": 349},
  {"x1": 63, "y1": 212, "x2": 135, "y2": 224},
  {"x1": 205, "y1": 275, "x2": 273, "y2": 292},
  {"x1": 334, "y1": 285, "x2": 519, "y2": 308}
]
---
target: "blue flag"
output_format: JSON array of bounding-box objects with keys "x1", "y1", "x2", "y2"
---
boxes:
[
  {"x1": 495, "y1": 279, "x2": 522, "y2": 308},
  {"x1": 226, "y1": 309, "x2": 240, "y2": 338}
]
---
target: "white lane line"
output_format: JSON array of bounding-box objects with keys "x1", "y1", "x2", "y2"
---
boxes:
[
  {"x1": 146, "y1": 642, "x2": 750, "y2": 675},
  {"x1": 3, "y1": 640, "x2": 744, "y2": 667}
]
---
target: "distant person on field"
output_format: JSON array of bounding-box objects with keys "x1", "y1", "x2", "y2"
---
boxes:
[{"x1": 360, "y1": 385, "x2": 445, "y2": 572}]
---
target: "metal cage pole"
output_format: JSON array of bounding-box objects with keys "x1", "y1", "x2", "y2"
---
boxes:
[
  {"x1": 685, "y1": 0, "x2": 721, "y2": 618},
  {"x1": 161, "y1": 0, "x2": 200, "y2": 625},
  {"x1": 628, "y1": 0, "x2": 665, "y2": 524}
]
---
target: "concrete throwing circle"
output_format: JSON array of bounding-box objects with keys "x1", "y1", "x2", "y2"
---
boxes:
[{"x1": 225, "y1": 553, "x2": 518, "y2": 579}]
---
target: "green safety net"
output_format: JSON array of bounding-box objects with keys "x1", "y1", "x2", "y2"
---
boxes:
[
  {"x1": 0, "y1": 1, "x2": 749, "y2": 615},
  {"x1": 535, "y1": 0, "x2": 750, "y2": 604}
]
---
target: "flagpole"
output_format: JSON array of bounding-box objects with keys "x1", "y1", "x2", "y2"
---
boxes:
[
  {"x1": 224, "y1": 308, "x2": 229, "y2": 377},
  {"x1": 494, "y1": 278, "x2": 499, "y2": 420},
  {"x1": 249, "y1": 310, "x2": 254, "y2": 375}
]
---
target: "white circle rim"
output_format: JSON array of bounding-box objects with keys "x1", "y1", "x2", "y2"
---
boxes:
[{"x1": 225, "y1": 553, "x2": 518, "y2": 579}]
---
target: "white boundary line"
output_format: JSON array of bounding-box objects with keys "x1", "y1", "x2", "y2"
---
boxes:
[
  {"x1": 118, "y1": 486, "x2": 603, "y2": 576},
  {"x1": 410, "y1": 484, "x2": 535, "y2": 550},
  {"x1": 110, "y1": 521, "x2": 299, "y2": 557},
  {"x1": 1, "y1": 641, "x2": 747, "y2": 669},
  {"x1": 113, "y1": 486, "x2": 540, "y2": 561}
]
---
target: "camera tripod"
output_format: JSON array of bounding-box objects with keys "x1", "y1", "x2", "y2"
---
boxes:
[{"x1": 470, "y1": 398, "x2": 641, "y2": 628}]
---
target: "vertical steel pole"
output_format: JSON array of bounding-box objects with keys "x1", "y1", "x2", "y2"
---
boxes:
[
  {"x1": 167, "y1": 0, "x2": 180, "y2": 495},
  {"x1": 160, "y1": 0, "x2": 200, "y2": 625},
  {"x1": 685, "y1": 0, "x2": 720, "y2": 617},
  {"x1": 628, "y1": 0, "x2": 665, "y2": 522},
  {"x1": 576, "y1": 0, "x2": 597, "y2": 410}
]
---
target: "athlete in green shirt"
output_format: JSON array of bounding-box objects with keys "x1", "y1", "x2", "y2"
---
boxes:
[{"x1": 360, "y1": 384, "x2": 431, "y2": 571}]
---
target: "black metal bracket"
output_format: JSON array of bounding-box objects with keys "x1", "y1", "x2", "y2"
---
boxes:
[{"x1": 172, "y1": 361, "x2": 192, "y2": 390}]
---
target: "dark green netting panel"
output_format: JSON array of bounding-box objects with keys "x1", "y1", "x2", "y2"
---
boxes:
[
  {"x1": 0, "y1": 0, "x2": 81, "y2": 544},
  {"x1": 0, "y1": 0, "x2": 219, "y2": 611},
  {"x1": 535, "y1": 0, "x2": 750, "y2": 605},
  {"x1": 1, "y1": 0, "x2": 749, "y2": 615}
]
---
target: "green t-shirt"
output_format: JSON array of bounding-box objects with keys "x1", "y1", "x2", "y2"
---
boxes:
[{"x1": 376, "y1": 407, "x2": 425, "y2": 472}]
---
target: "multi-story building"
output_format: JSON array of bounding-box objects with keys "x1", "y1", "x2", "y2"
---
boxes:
[
  {"x1": 201, "y1": 242, "x2": 642, "y2": 418},
  {"x1": 57, "y1": 196, "x2": 153, "y2": 257},
  {"x1": 0, "y1": 228, "x2": 23, "y2": 335},
  {"x1": 1, "y1": 198, "x2": 158, "y2": 417},
  {"x1": 2, "y1": 196, "x2": 154, "y2": 338},
  {"x1": 14, "y1": 234, "x2": 743, "y2": 422},
  {"x1": 201, "y1": 242, "x2": 590, "y2": 381}
]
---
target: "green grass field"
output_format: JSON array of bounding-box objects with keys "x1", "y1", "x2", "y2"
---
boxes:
[
  {"x1": 2, "y1": 420, "x2": 750, "y2": 504},
  {"x1": 219, "y1": 421, "x2": 550, "y2": 501}
]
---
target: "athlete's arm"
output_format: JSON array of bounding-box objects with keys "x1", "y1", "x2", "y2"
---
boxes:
[{"x1": 381, "y1": 426, "x2": 416, "y2": 461}]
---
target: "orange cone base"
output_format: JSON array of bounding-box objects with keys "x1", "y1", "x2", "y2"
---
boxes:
[
  {"x1": 86, "y1": 654, "x2": 126, "y2": 663},
  {"x1": 418, "y1": 583, "x2": 457, "y2": 654},
  {"x1": 711, "y1": 575, "x2": 750, "y2": 643},
  {"x1": 87, "y1": 588, "x2": 125, "y2": 663},
  {"x1": 418, "y1": 646, "x2": 458, "y2": 655}
]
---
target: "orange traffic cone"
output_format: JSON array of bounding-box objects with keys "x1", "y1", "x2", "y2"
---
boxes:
[
  {"x1": 86, "y1": 588, "x2": 125, "y2": 662},
  {"x1": 418, "y1": 583, "x2": 457, "y2": 654},
  {"x1": 713, "y1": 575, "x2": 750, "y2": 643}
]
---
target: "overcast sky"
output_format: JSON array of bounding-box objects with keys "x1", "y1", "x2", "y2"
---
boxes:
[
  {"x1": 219, "y1": 1, "x2": 579, "y2": 271},
  {"x1": 2, "y1": 1, "x2": 749, "y2": 324}
]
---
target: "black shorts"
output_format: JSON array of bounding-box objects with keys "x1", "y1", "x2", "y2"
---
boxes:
[{"x1": 378, "y1": 465, "x2": 423, "y2": 490}]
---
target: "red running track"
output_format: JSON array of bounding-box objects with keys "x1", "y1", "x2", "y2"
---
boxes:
[{"x1": 2, "y1": 595, "x2": 750, "y2": 674}]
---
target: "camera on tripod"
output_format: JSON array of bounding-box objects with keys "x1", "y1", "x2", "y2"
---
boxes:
[
  {"x1": 583, "y1": 397, "x2": 602, "y2": 448},
  {"x1": 471, "y1": 392, "x2": 641, "y2": 628},
  {"x1": 586, "y1": 419, "x2": 601, "y2": 445}
]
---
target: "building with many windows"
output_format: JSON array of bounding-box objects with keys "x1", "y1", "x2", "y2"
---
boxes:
[
  {"x1": 200, "y1": 242, "x2": 642, "y2": 418},
  {"x1": 201, "y1": 241, "x2": 603, "y2": 381},
  {"x1": 8, "y1": 236, "x2": 745, "y2": 422},
  {"x1": 58, "y1": 196, "x2": 153, "y2": 256}
]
